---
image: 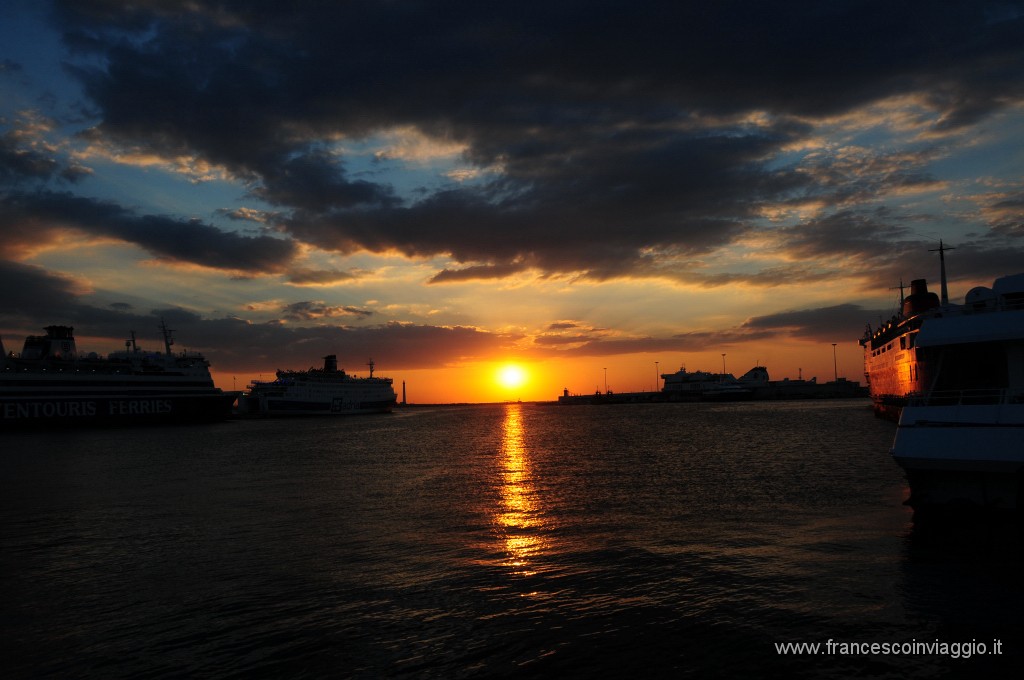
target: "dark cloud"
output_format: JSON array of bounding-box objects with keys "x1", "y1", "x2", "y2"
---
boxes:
[
  {"x1": 741, "y1": 304, "x2": 888, "y2": 343},
  {"x1": 429, "y1": 262, "x2": 529, "y2": 284},
  {"x1": 981, "y1": 192, "x2": 1024, "y2": 238},
  {"x1": 281, "y1": 301, "x2": 373, "y2": 322},
  {"x1": 0, "y1": 261, "x2": 513, "y2": 371},
  {"x1": 0, "y1": 259, "x2": 83, "y2": 319},
  {"x1": 533, "y1": 333, "x2": 601, "y2": 347},
  {"x1": 920, "y1": 241, "x2": 1024, "y2": 286},
  {"x1": 0, "y1": 130, "x2": 60, "y2": 183},
  {"x1": 783, "y1": 147, "x2": 946, "y2": 209},
  {"x1": 203, "y1": 320, "x2": 516, "y2": 373},
  {"x1": 284, "y1": 267, "x2": 359, "y2": 286},
  {"x1": 757, "y1": 208, "x2": 1023, "y2": 291},
  {"x1": 777, "y1": 209, "x2": 910, "y2": 258},
  {"x1": 0, "y1": 116, "x2": 91, "y2": 185},
  {"x1": 767, "y1": 209, "x2": 925, "y2": 282},
  {"x1": 542, "y1": 303, "x2": 899, "y2": 359},
  {"x1": 42, "y1": 0, "x2": 1024, "y2": 279},
  {"x1": 0, "y1": 190, "x2": 299, "y2": 272},
  {"x1": 252, "y1": 148, "x2": 398, "y2": 212},
  {"x1": 252, "y1": 121, "x2": 791, "y2": 277},
  {"x1": 531, "y1": 329, "x2": 779, "y2": 358},
  {"x1": 0, "y1": 114, "x2": 298, "y2": 272},
  {"x1": 652, "y1": 264, "x2": 837, "y2": 290},
  {"x1": 533, "y1": 321, "x2": 610, "y2": 347}
]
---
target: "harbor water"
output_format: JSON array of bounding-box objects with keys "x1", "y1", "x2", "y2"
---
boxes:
[{"x1": 2, "y1": 400, "x2": 1022, "y2": 678}]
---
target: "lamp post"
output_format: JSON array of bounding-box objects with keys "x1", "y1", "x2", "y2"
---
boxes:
[
  {"x1": 655, "y1": 361, "x2": 659, "y2": 392},
  {"x1": 603, "y1": 367, "x2": 607, "y2": 394},
  {"x1": 721, "y1": 353, "x2": 726, "y2": 375},
  {"x1": 832, "y1": 343, "x2": 838, "y2": 382}
]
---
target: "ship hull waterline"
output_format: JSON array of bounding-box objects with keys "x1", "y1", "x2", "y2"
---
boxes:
[
  {"x1": 237, "y1": 397, "x2": 395, "y2": 417},
  {"x1": 0, "y1": 392, "x2": 240, "y2": 428},
  {"x1": 891, "y1": 403, "x2": 1024, "y2": 511}
]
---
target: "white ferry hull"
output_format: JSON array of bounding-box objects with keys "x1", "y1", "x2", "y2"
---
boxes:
[
  {"x1": 892, "y1": 403, "x2": 1024, "y2": 510},
  {"x1": 240, "y1": 354, "x2": 397, "y2": 417},
  {"x1": 239, "y1": 395, "x2": 395, "y2": 416}
]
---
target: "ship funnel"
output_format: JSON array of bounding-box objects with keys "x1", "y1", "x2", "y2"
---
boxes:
[
  {"x1": 903, "y1": 279, "x2": 940, "y2": 316},
  {"x1": 323, "y1": 354, "x2": 338, "y2": 372}
]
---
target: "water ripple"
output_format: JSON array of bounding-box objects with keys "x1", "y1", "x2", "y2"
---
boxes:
[{"x1": 3, "y1": 402, "x2": 1022, "y2": 677}]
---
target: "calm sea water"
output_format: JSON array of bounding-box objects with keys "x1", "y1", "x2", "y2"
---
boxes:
[{"x1": 2, "y1": 400, "x2": 1022, "y2": 678}]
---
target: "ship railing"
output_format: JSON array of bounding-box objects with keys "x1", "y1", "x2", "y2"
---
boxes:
[
  {"x1": 908, "y1": 388, "x2": 1020, "y2": 407},
  {"x1": 958, "y1": 295, "x2": 1024, "y2": 314}
]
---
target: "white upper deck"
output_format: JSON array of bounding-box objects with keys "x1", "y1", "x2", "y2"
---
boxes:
[{"x1": 915, "y1": 273, "x2": 1024, "y2": 348}]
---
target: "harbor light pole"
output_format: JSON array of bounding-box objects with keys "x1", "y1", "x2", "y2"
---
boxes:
[
  {"x1": 832, "y1": 343, "x2": 838, "y2": 382},
  {"x1": 721, "y1": 353, "x2": 726, "y2": 375},
  {"x1": 655, "y1": 361, "x2": 659, "y2": 392},
  {"x1": 603, "y1": 367, "x2": 607, "y2": 394}
]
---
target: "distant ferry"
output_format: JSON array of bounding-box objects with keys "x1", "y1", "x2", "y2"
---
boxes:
[
  {"x1": 239, "y1": 355, "x2": 396, "y2": 416},
  {"x1": 860, "y1": 244, "x2": 1024, "y2": 509},
  {"x1": 660, "y1": 366, "x2": 768, "y2": 400},
  {"x1": 1, "y1": 323, "x2": 239, "y2": 427},
  {"x1": 558, "y1": 366, "x2": 865, "y2": 404}
]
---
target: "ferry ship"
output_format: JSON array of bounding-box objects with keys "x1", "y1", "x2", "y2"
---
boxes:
[
  {"x1": 860, "y1": 244, "x2": 1024, "y2": 509},
  {"x1": 660, "y1": 366, "x2": 767, "y2": 400},
  {"x1": 239, "y1": 355, "x2": 396, "y2": 416},
  {"x1": 558, "y1": 366, "x2": 865, "y2": 404},
  {"x1": 0, "y1": 323, "x2": 239, "y2": 427}
]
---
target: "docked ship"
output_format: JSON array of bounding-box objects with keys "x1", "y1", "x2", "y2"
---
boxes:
[
  {"x1": 860, "y1": 244, "x2": 1024, "y2": 509},
  {"x1": 558, "y1": 365, "x2": 865, "y2": 404},
  {"x1": 1, "y1": 323, "x2": 239, "y2": 427},
  {"x1": 239, "y1": 355, "x2": 396, "y2": 416},
  {"x1": 660, "y1": 366, "x2": 767, "y2": 400}
]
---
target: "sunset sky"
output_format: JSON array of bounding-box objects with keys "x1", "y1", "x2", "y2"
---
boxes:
[{"x1": 2, "y1": 1, "x2": 1023, "y2": 403}]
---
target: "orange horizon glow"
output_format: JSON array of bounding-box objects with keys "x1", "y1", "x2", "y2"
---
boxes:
[{"x1": 211, "y1": 338, "x2": 864, "y2": 404}]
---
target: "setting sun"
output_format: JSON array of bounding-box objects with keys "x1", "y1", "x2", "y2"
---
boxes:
[{"x1": 497, "y1": 364, "x2": 528, "y2": 390}]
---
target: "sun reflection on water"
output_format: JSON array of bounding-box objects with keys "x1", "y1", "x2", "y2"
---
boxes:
[{"x1": 496, "y1": 403, "x2": 546, "y2": 576}]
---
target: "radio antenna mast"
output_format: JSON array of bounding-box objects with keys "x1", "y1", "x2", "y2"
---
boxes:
[{"x1": 928, "y1": 240, "x2": 955, "y2": 305}]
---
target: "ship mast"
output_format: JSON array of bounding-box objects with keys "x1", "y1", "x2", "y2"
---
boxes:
[
  {"x1": 929, "y1": 240, "x2": 955, "y2": 305},
  {"x1": 889, "y1": 279, "x2": 906, "y2": 314},
  {"x1": 159, "y1": 318, "x2": 175, "y2": 356},
  {"x1": 367, "y1": 358, "x2": 375, "y2": 378}
]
